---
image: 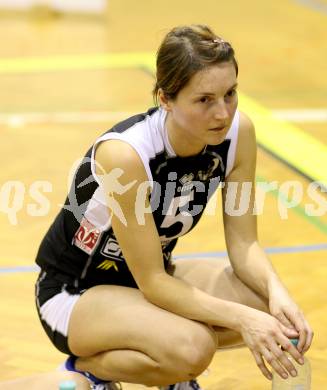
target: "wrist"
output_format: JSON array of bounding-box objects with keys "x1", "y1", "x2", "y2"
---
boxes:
[
  {"x1": 267, "y1": 273, "x2": 285, "y2": 297},
  {"x1": 225, "y1": 303, "x2": 254, "y2": 332}
]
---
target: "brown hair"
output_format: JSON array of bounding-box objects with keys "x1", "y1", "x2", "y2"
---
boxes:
[{"x1": 153, "y1": 24, "x2": 238, "y2": 105}]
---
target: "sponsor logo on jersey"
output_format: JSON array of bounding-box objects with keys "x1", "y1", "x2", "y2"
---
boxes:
[
  {"x1": 179, "y1": 173, "x2": 194, "y2": 186},
  {"x1": 100, "y1": 236, "x2": 124, "y2": 261},
  {"x1": 197, "y1": 154, "x2": 224, "y2": 181},
  {"x1": 177, "y1": 173, "x2": 195, "y2": 193},
  {"x1": 97, "y1": 259, "x2": 119, "y2": 272},
  {"x1": 73, "y1": 217, "x2": 101, "y2": 255}
]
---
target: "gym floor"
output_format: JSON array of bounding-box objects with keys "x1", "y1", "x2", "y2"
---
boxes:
[{"x1": 0, "y1": 1, "x2": 326, "y2": 388}]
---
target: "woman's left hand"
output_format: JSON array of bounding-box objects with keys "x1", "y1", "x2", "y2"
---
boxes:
[{"x1": 269, "y1": 284, "x2": 314, "y2": 354}]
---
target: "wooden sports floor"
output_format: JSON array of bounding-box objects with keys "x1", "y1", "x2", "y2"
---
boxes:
[{"x1": 0, "y1": 0, "x2": 326, "y2": 388}]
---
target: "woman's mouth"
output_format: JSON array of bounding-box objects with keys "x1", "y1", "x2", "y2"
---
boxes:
[{"x1": 209, "y1": 126, "x2": 226, "y2": 132}]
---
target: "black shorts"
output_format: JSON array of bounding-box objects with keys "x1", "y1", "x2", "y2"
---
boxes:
[
  {"x1": 35, "y1": 268, "x2": 87, "y2": 356},
  {"x1": 35, "y1": 258, "x2": 174, "y2": 356}
]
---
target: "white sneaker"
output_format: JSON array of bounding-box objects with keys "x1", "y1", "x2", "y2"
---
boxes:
[
  {"x1": 160, "y1": 379, "x2": 202, "y2": 390},
  {"x1": 90, "y1": 382, "x2": 122, "y2": 390},
  {"x1": 59, "y1": 356, "x2": 121, "y2": 390},
  {"x1": 89, "y1": 384, "x2": 109, "y2": 390}
]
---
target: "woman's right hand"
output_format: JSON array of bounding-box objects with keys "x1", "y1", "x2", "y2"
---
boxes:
[{"x1": 239, "y1": 308, "x2": 305, "y2": 380}]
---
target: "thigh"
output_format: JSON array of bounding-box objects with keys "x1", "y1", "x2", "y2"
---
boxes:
[
  {"x1": 35, "y1": 270, "x2": 85, "y2": 355},
  {"x1": 68, "y1": 284, "x2": 217, "y2": 359},
  {"x1": 170, "y1": 257, "x2": 269, "y2": 312}
]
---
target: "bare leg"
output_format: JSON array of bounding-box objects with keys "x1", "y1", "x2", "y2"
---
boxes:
[
  {"x1": 170, "y1": 257, "x2": 269, "y2": 348},
  {"x1": 67, "y1": 257, "x2": 268, "y2": 386},
  {"x1": 68, "y1": 285, "x2": 217, "y2": 386}
]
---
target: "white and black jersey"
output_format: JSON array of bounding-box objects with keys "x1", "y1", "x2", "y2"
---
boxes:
[{"x1": 36, "y1": 107, "x2": 239, "y2": 289}]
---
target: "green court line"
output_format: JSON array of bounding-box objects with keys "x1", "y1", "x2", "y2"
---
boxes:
[
  {"x1": 1, "y1": 51, "x2": 326, "y2": 190},
  {"x1": 239, "y1": 93, "x2": 327, "y2": 190},
  {"x1": 256, "y1": 175, "x2": 327, "y2": 234},
  {"x1": 0, "y1": 52, "x2": 155, "y2": 73}
]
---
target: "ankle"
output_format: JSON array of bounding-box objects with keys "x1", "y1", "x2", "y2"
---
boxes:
[
  {"x1": 70, "y1": 356, "x2": 109, "y2": 385},
  {"x1": 73, "y1": 357, "x2": 82, "y2": 372}
]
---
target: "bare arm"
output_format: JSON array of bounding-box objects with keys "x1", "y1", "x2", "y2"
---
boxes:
[
  {"x1": 222, "y1": 112, "x2": 313, "y2": 371},
  {"x1": 95, "y1": 137, "x2": 307, "y2": 381},
  {"x1": 95, "y1": 139, "x2": 251, "y2": 331},
  {"x1": 222, "y1": 111, "x2": 282, "y2": 298}
]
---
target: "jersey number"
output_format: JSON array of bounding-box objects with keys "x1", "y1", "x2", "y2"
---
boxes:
[{"x1": 160, "y1": 192, "x2": 194, "y2": 240}]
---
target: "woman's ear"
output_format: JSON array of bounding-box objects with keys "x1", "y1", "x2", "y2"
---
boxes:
[{"x1": 158, "y1": 89, "x2": 172, "y2": 111}]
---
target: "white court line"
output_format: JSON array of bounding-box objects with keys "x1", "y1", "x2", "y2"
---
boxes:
[
  {"x1": 0, "y1": 109, "x2": 327, "y2": 128},
  {"x1": 0, "y1": 0, "x2": 106, "y2": 13},
  {"x1": 0, "y1": 111, "x2": 136, "y2": 128},
  {"x1": 294, "y1": 0, "x2": 327, "y2": 15},
  {"x1": 272, "y1": 109, "x2": 327, "y2": 122}
]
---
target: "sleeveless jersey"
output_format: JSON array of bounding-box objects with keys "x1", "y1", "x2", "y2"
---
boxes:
[{"x1": 36, "y1": 107, "x2": 240, "y2": 288}]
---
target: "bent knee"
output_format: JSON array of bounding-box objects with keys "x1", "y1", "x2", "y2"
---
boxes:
[
  {"x1": 181, "y1": 342, "x2": 215, "y2": 377},
  {"x1": 166, "y1": 324, "x2": 217, "y2": 378}
]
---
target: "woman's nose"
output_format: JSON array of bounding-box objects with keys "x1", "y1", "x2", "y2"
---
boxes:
[{"x1": 213, "y1": 102, "x2": 229, "y2": 122}]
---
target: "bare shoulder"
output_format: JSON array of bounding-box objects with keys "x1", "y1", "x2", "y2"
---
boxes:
[
  {"x1": 235, "y1": 111, "x2": 256, "y2": 161},
  {"x1": 95, "y1": 139, "x2": 148, "y2": 184},
  {"x1": 238, "y1": 111, "x2": 256, "y2": 140},
  {"x1": 229, "y1": 111, "x2": 257, "y2": 175}
]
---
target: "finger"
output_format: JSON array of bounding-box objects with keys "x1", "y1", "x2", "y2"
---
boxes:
[
  {"x1": 280, "y1": 323, "x2": 299, "y2": 339},
  {"x1": 287, "y1": 314, "x2": 307, "y2": 352},
  {"x1": 303, "y1": 332, "x2": 313, "y2": 354},
  {"x1": 302, "y1": 321, "x2": 314, "y2": 353},
  {"x1": 275, "y1": 311, "x2": 295, "y2": 329},
  {"x1": 269, "y1": 343, "x2": 298, "y2": 378},
  {"x1": 295, "y1": 323, "x2": 307, "y2": 353},
  {"x1": 261, "y1": 348, "x2": 289, "y2": 380},
  {"x1": 251, "y1": 350, "x2": 272, "y2": 380},
  {"x1": 278, "y1": 334, "x2": 304, "y2": 365}
]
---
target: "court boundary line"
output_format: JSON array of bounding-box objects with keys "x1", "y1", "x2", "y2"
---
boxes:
[
  {"x1": 1, "y1": 109, "x2": 327, "y2": 126},
  {"x1": 0, "y1": 169, "x2": 325, "y2": 233},
  {"x1": 0, "y1": 52, "x2": 155, "y2": 73},
  {"x1": 237, "y1": 93, "x2": 327, "y2": 191},
  {"x1": 0, "y1": 243, "x2": 326, "y2": 274},
  {"x1": 273, "y1": 109, "x2": 327, "y2": 122},
  {"x1": 294, "y1": 0, "x2": 327, "y2": 15},
  {"x1": 256, "y1": 175, "x2": 327, "y2": 234},
  {"x1": 141, "y1": 65, "x2": 327, "y2": 190},
  {"x1": 0, "y1": 51, "x2": 326, "y2": 191}
]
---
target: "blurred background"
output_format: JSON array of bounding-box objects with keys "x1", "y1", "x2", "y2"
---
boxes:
[{"x1": 0, "y1": 0, "x2": 326, "y2": 388}]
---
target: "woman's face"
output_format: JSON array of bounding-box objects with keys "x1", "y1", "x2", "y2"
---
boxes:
[{"x1": 162, "y1": 62, "x2": 238, "y2": 155}]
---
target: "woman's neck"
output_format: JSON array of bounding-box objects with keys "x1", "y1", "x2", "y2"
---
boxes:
[{"x1": 165, "y1": 113, "x2": 206, "y2": 157}]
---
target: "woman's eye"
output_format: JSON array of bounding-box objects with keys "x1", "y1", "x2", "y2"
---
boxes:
[
  {"x1": 199, "y1": 97, "x2": 210, "y2": 103},
  {"x1": 226, "y1": 89, "x2": 236, "y2": 98}
]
